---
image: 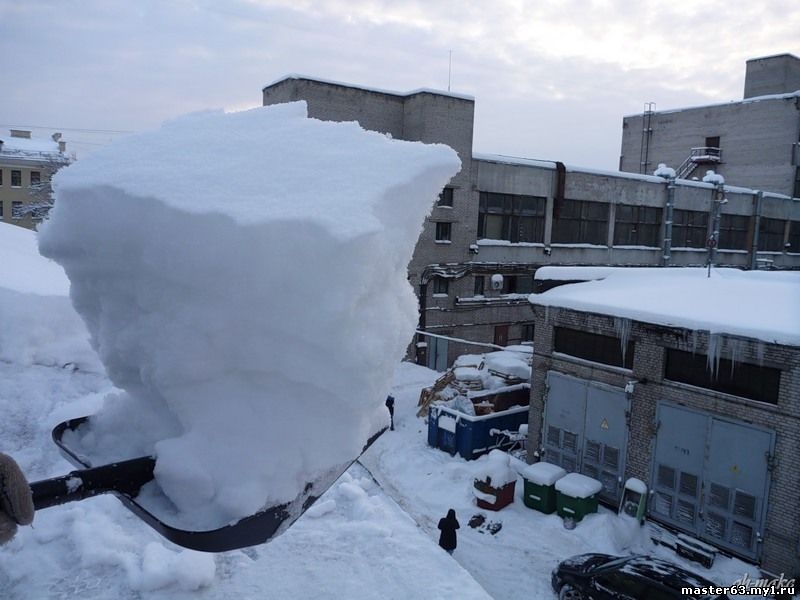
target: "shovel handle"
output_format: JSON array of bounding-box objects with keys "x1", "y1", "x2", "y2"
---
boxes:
[{"x1": 30, "y1": 456, "x2": 156, "y2": 510}]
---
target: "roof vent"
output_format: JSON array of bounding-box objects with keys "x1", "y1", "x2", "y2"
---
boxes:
[{"x1": 10, "y1": 129, "x2": 31, "y2": 139}]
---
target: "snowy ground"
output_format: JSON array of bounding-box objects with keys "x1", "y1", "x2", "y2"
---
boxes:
[{"x1": 0, "y1": 358, "x2": 767, "y2": 599}]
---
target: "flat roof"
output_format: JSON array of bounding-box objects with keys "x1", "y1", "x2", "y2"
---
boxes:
[
  {"x1": 622, "y1": 89, "x2": 800, "y2": 118},
  {"x1": 263, "y1": 73, "x2": 475, "y2": 102},
  {"x1": 529, "y1": 267, "x2": 800, "y2": 346}
]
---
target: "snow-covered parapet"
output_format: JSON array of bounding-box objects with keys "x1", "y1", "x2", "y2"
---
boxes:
[
  {"x1": 653, "y1": 163, "x2": 676, "y2": 179},
  {"x1": 38, "y1": 102, "x2": 460, "y2": 528},
  {"x1": 702, "y1": 170, "x2": 725, "y2": 185}
]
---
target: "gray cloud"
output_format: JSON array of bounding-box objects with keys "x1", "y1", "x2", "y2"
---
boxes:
[{"x1": 1, "y1": 0, "x2": 797, "y2": 168}]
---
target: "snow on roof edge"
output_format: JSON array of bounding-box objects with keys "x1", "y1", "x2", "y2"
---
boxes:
[
  {"x1": 264, "y1": 74, "x2": 475, "y2": 101},
  {"x1": 622, "y1": 89, "x2": 800, "y2": 118}
]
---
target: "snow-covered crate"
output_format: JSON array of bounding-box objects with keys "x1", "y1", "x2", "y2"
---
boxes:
[
  {"x1": 473, "y1": 451, "x2": 517, "y2": 511},
  {"x1": 521, "y1": 462, "x2": 567, "y2": 514},
  {"x1": 554, "y1": 473, "x2": 603, "y2": 523},
  {"x1": 426, "y1": 404, "x2": 528, "y2": 460}
]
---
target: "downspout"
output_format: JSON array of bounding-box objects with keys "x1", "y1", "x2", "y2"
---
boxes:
[
  {"x1": 416, "y1": 282, "x2": 428, "y2": 365},
  {"x1": 707, "y1": 183, "x2": 724, "y2": 277},
  {"x1": 660, "y1": 174, "x2": 676, "y2": 266},
  {"x1": 750, "y1": 190, "x2": 763, "y2": 270}
]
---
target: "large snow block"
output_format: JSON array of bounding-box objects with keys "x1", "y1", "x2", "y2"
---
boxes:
[{"x1": 38, "y1": 102, "x2": 461, "y2": 529}]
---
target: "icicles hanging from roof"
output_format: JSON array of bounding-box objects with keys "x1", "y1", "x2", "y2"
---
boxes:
[
  {"x1": 706, "y1": 333, "x2": 723, "y2": 377},
  {"x1": 614, "y1": 317, "x2": 632, "y2": 365}
]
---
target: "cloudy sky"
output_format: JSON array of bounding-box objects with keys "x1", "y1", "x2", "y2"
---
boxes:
[{"x1": 2, "y1": 0, "x2": 798, "y2": 169}]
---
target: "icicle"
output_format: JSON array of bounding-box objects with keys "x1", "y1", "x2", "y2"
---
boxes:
[
  {"x1": 706, "y1": 333, "x2": 722, "y2": 378},
  {"x1": 729, "y1": 338, "x2": 742, "y2": 377},
  {"x1": 690, "y1": 330, "x2": 698, "y2": 355},
  {"x1": 544, "y1": 305, "x2": 550, "y2": 324},
  {"x1": 614, "y1": 317, "x2": 632, "y2": 365}
]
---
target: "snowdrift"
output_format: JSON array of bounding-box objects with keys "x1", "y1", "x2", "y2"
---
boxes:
[{"x1": 38, "y1": 101, "x2": 460, "y2": 528}]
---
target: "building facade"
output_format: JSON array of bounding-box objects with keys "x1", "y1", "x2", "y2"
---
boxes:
[
  {"x1": 620, "y1": 54, "x2": 800, "y2": 198},
  {"x1": 263, "y1": 74, "x2": 800, "y2": 371},
  {"x1": 0, "y1": 129, "x2": 69, "y2": 230},
  {"x1": 526, "y1": 290, "x2": 800, "y2": 576}
]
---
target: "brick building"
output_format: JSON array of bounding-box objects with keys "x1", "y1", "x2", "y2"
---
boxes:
[
  {"x1": 526, "y1": 267, "x2": 800, "y2": 575},
  {"x1": 620, "y1": 53, "x2": 800, "y2": 198},
  {"x1": 263, "y1": 72, "x2": 800, "y2": 372}
]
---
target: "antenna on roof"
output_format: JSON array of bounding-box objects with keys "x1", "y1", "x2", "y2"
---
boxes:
[{"x1": 448, "y1": 50, "x2": 452, "y2": 92}]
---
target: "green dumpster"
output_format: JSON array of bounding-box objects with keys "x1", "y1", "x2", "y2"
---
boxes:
[
  {"x1": 555, "y1": 473, "x2": 603, "y2": 523},
  {"x1": 521, "y1": 462, "x2": 567, "y2": 514}
]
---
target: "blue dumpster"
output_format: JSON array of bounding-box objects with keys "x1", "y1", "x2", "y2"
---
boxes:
[{"x1": 427, "y1": 404, "x2": 528, "y2": 460}]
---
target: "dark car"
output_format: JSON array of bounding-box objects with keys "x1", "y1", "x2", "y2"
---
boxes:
[{"x1": 551, "y1": 553, "x2": 729, "y2": 600}]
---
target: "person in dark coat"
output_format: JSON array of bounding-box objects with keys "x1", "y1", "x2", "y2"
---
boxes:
[
  {"x1": 437, "y1": 508, "x2": 459, "y2": 554},
  {"x1": 385, "y1": 394, "x2": 395, "y2": 430}
]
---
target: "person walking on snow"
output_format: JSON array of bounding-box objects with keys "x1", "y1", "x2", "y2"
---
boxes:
[
  {"x1": 438, "y1": 508, "x2": 459, "y2": 554},
  {"x1": 385, "y1": 394, "x2": 395, "y2": 431}
]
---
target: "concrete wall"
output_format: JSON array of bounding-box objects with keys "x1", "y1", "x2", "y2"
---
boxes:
[
  {"x1": 620, "y1": 96, "x2": 800, "y2": 197},
  {"x1": 527, "y1": 304, "x2": 800, "y2": 576},
  {"x1": 744, "y1": 54, "x2": 800, "y2": 99}
]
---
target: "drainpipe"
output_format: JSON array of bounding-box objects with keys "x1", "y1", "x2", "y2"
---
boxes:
[
  {"x1": 706, "y1": 183, "x2": 725, "y2": 277},
  {"x1": 750, "y1": 190, "x2": 763, "y2": 270},
  {"x1": 416, "y1": 282, "x2": 428, "y2": 365},
  {"x1": 659, "y1": 173, "x2": 676, "y2": 266}
]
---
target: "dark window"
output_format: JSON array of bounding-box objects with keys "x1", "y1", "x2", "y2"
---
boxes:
[
  {"x1": 554, "y1": 327, "x2": 634, "y2": 369},
  {"x1": 521, "y1": 323, "x2": 535, "y2": 341},
  {"x1": 788, "y1": 221, "x2": 800, "y2": 253},
  {"x1": 0, "y1": 169, "x2": 3, "y2": 185},
  {"x1": 11, "y1": 170, "x2": 21, "y2": 187},
  {"x1": 435, "y1": 221, "x2": 451, "y2": 241},
  {"x1": 794, "y1": 167, "x2": 800, "y2": 199},
  {"x1": 0, "y1": 202, "x2": 3, "y2": 218},
  {"x1": 30, "y1": 171, "x2": 41, "y2": 186},
  {"x1": 502, "y1": 274, "x2": 534, "y2": 294},
  {"x1": 11, "y1": 201, "x2": 23, "y2": 219},
  {"x1": 613, "y1": 205, "x2": 661, "y2": 247},
  {"x1": 664, "y1": 348, "x2": 780, "y2": 404},
  {"x1": 433, "y1": 277, "x2": 449, "y2": 295},
  {"x1": 672, "y1": 209, "x2": 709, "y2": 248},
  {"x1": 437, "y1": 187, "x2": 454, "y2": 207},
  {"x1": 705, "y1": 135, "x2": 720, "y2": 150},
  {"x1": 473, "y1": 275, "x2": 485, "y2": 296},
  {"x1": 757, "y1": 217, "x2": 785, "y2": 252},
  {"x1": 718, "y1": 214, "x2": 749, "y2": 250},
  {"x1": 552, "y1": 199, "x2": 608, "y2": 245},
  {"x1": 477, "y1": 192, "x2": 546, "y2": 243}
]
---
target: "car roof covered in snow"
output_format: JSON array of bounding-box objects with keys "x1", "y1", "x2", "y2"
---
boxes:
[{"x1": 529, "y1": 267, "x2": 800, "y2": 347}]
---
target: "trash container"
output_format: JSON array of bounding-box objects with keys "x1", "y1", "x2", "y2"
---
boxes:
[
  {"x1": 555, "y1": 473, "x2": 603, "y2": 523},
  {"x1": 520, "y1": 462, "x2": 567, "y2": 514}
]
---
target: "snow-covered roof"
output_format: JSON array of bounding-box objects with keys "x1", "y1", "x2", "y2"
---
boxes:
[
  {"x1": 0, "y1": 135, "x2": 65, "y2": 162},
  {"x1": 622, "y1": 89, "x2": 800, "y2": 118},
  {"x1": 529, "y1": 267, "x2": 800, "y2": 346},
  {"x1": 264, "y1": 73, "x2": 475, "y2": 102}
]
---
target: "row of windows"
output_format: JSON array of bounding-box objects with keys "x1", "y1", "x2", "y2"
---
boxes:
[
  {"x1": 0, "y1": 170, "x2": 40, "y2": 187},
  {"x1": 433, "y1": 273, "x2": 536, "y2": 297},
  {"x1": 552, "y1": 326, "x2": 781, "y2": 404}
]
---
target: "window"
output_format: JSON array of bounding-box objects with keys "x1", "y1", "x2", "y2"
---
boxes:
[
  {"x1": 794, "y1": 167, "x2": 800, "y2": 199},
  {"x1": 554, "y1": 327, "x2": 634, "y2": 369},
  {"x1": 11, "y1": 170, "x2": 21, "y2": 187},
  {"x1": 552, "y1": 199, "x2": 608, "y2": 245},
  {"x1": 787, "y1": 221, "x2": 800, "y2": 253},
  {"x1": 30, "y1": 171, "x2": 41, "y2": 186},
  {"x1": 0, "y1": 202, "x2": 3, "y2": 218},
  {"x1": 12, "y1": 201, "x2": 23, "y2": 219},
  {"x1": 502, "y1": 274, "x2": 534, "y2": 294},
  {"x1": 757, "y1": 217, "x2": 785, "y2": 252},
  {"x1": 672, "y1": 209, "x2": 708, "y2": 248},
  {"x1": 478, "y1": 192, "x2": 546, "y2": 243},
  {"x1": 664, "y1": 348, "x2": 780, "y2": 404},
  {"x1": 521, "y1": 323, "x2": 534, "y2": 341},
  {"x1": 613, "y1": 205, "x2": 661, "y2": 247},
  {"x1": 435, "y1": 221, "x2": 452, "y2": 242},
  {"x1": 433, "y1": 277, "x2": 449, "y2": 295},
  {"x1": 473, "y1": 275, "x2": 485, "y2": 296},
  {"x1": 437, "y1": 187, "x2": 454, "y2": 207},
  {"x1": 718, "y1": 214, "x2": 749, "y2": 250},
  {"x1": 0, "y1": 169, "x2": 3, "y2": 185}
]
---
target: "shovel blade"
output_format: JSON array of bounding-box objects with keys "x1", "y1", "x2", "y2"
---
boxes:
[{"x1": 44, "y1": 416, "x2": 384, "y2": 552}]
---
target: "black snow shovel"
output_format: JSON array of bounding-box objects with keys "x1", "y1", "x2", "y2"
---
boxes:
[{"x1": 29, "y1": 416, "x2": 385, "y2": 552}]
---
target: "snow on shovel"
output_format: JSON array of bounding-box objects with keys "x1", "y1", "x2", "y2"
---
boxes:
[{"x1": 27, "y1": 416, "x2": 385, "y2": 552}]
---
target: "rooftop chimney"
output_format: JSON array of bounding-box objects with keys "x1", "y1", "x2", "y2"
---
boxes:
[{"x1": 10, "y1": 129, "x2": 32, "y2": 139}]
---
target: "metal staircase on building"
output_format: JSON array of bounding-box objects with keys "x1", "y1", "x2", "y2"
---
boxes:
[{"x1": 676, "y1": 147, "x2": 722, "y2": 179}]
